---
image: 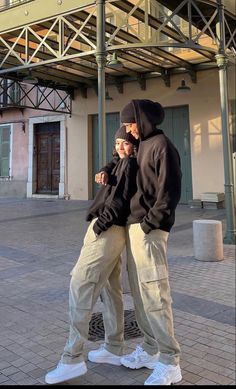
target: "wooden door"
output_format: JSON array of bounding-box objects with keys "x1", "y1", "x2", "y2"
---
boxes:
[{"x1": 35, "y1": 122, "x2": 60, "y2": 194}]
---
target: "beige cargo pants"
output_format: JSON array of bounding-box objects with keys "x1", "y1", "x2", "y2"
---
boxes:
[
  {"x1": 126, "y1": 223, "x2": 181, "y2": 366},
  {"x1": 61, "y1": 218, "x2": 126, "y2": 364}
]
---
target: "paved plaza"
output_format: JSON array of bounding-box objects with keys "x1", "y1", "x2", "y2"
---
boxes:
[{"x1": 0, "y1": 198, "x2": 235, "y2": 386}]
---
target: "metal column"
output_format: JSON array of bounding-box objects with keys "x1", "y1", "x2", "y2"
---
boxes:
[
  {"x1": 96, "y1": 0, "x2": 106, "y2": 168},
  {"x1": 215, "y1": 0, "x2": 236, "y2": 244}
]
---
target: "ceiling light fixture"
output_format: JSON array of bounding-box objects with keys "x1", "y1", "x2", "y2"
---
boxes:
[
  {"x1": 22, "y1": 69, "x2": 38, "y2": 85},
  {"x1": 107, "y1": 52, "x2": 123, "y2": 69}
]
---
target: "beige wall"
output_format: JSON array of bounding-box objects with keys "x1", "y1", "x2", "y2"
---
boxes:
[
  {"x1": 12, "y1": 121, "x2": 28, "y2": 179},
  {"x1": 66, "y1": 95, "x2": 89, "y2": 200},
  {"x1": 0, "y1": 66, "x2": 235, "y2": 201},
  {"x1": 70, "y1": 67, "x2": 235, "y2": 200}
]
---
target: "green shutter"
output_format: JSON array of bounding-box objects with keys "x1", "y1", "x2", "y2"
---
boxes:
[
  {"x1": 92, "y1": 112, "x2": 120, "y2": 196},
  {"x1": 0, "y1": 125, "x2": 10, "y2": 177},
  {"x1": 161, "y1": 105, "x2": 193, "y2": 204}
]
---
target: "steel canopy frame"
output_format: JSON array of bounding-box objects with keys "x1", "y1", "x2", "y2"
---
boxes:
[{"x1": 0, "y1": 0, "x2": 235, "y2": 82}]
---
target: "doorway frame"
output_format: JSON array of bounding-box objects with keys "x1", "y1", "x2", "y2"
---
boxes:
[{"x1": 27, "y1": 115, "x2": 66, "y2": 198}]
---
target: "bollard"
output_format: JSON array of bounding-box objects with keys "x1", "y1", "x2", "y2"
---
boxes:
[{"x1": 193, "y1": 220, "x2": 224, "y2": 261}]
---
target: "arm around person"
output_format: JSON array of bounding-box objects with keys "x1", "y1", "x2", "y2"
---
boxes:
[{"x1": 94, "y1": 156, "x2": 138, "y2": 236}]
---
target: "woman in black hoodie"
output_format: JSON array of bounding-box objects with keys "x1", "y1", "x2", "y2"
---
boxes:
[{"x1": 45, "y1": 126, "x2": 138, "y2": 385}]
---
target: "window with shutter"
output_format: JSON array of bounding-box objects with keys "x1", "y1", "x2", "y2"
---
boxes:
[{"x1": 0, "y1": 124, "x2": 10, "y2": 177}]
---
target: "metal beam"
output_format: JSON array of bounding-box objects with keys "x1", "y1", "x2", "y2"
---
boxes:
[
  {"x1": 0, "y1": 0, "x2": 95, "y2": 33},
  {"x1": 96, "y1": 0, "x2": 106, "y2": 167},
  {"x1": 215, "y1": 0, "x2": 236, "y2": 244}
]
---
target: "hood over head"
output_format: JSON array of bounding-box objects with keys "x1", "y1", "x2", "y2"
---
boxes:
[{"x1": 121, "y1": 99, "x2": 165, "y2": 140}]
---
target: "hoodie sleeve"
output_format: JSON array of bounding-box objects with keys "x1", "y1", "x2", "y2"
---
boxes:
[
  {"x1": 140, "y1": 147, "x2": 182, "y2": 234},
  {"x1": 99, "y1": 156, "x2": 119, "y2": 174},
  {"x1": 93, "y1": 158, "x2": 138, "y2": 235}
]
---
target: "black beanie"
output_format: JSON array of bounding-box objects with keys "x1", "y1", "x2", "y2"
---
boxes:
[
  {"x1": 115, "y1": 125, "x2": 138, "y2": 146},
  {"x1": 120, "y1": 101, "x2": 136, "y2": 123}
]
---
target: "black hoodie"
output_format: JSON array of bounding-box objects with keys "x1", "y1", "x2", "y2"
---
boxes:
[
  {"x1": 126, "y1": 99, "x2": 182, "y2": 233},
  {"x1": 86, "y1": 156, "x2": 138, "y2": 235}
]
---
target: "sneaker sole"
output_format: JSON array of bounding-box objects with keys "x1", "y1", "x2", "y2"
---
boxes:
[
  {"x1": 144, "y1": 372, "x2": 182, "y2": 385},
  {"x1": 172, "y1": 372, "x2": 182, "y2": 384},
  {"x1": 45, "y1": 364, "x2": 87, "y2": 384},
  {"x1": 120, "y1": 360, "x2": 157, "y2": 370},
  {"x1": 88, "y1": 355, "x2": 121, "y2": 366}
]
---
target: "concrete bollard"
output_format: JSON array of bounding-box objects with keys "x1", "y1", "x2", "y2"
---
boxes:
[{"x1": 193, "y1": 220, "x2": 224, "y2": 261}]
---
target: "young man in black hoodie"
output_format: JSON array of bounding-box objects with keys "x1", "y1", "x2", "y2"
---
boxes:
[
  {"x1": 45, "y1": 126, "x2": 138, "y2": 384},
  {"x1": 119, "y1": 99, "x2": 182, "y2": 386}
]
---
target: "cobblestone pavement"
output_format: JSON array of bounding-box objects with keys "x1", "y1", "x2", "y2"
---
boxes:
[{"x1": 0, "y1": 198, "x2": 235, "y2": 386}]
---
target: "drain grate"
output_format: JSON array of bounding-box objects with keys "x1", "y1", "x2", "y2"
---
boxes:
[{"x1": 88, "y1": 309, "x2": 142, "y2": 341}]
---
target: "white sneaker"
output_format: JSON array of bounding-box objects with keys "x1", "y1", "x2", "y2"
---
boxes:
[
  {"x1": 88, "y1": 344, "x2": 121, "y2": 366},
  {"x1": 144, "y1": 362, "x2": 182, "y2": 385},
  {"x1": 120, "y1": 345, "x2": 159, "y2": 369},
  {"x1": 45, "y1": 361, "x2": 87, "y2": 384}
]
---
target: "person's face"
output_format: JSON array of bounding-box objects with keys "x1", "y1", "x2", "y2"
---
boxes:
[
  {"x1": 115, "y1": 138, "x2": 133, "y2": 159},
  {"x1": 123, "y1": 123, "x2": 139, "y2": 139}
]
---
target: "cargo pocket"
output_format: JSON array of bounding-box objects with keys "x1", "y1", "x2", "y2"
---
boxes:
[
  {"x1": 70, "y1": 266, "x2": 100, "y2": 310},
  {"x1": 139, "y1": 265, "x2": 168, "y2": 312}
]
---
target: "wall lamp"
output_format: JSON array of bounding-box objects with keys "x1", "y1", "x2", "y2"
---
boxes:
[
  {"x1": 105, "y1": 89, "x2": 113, "y2": 100},
  {"x1": 176, "y1": 79, "x2": 191, "y2": 92}
]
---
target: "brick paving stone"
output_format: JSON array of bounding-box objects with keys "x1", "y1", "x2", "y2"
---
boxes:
[
  {"x1": 84, "y1": 371, "x2": 109, "y2": 384},
  {"x1": 182, "y1": 372, "x2": 202, "y2": 384},
  {"x1": 179, "y1": 381, "x2": 194, "y2": 385},
  {"x1": 184, "y1": 364, "x2": 205, "y2": 375},
  {"x1": 1, "y1": 366, "x2": 20, "y2": 376},
  {"x1": 217, "y1": 350, "x2": 235, "y2": 362},
  {"x1": 25, "y1": 356, "x2": 46, "y2": 365},
  {"x1": 0, "y1": 379, "x2": 18, "y2": 385},
  {"x1": 36, "y1": 360, "x2": 58, "y2": 370},
  {"x1": 28, "y1": 367, "x2": 50, "y2": 379},
  {"x1": 45, "y1": 353, "x2": 61, "y2": 362},
  {"x1": 195, "y1": 378, "x2": 218, "y2": 385},
  {"x1": 0, "y1": 353, "x2": 19, "y2": 363},
  {"x1": 182, "y1": 345, "x2": 206, "y2": 358},
  {"x1": 37, "y1": 348, "x2": 56, "y2": 357},
  {"x1": 0, "y1": 374, "x2": 9, "y2": 383},
  {"x1": 178, "y1": 337, "x2": 196, "y2": 347},
  {"x1": 199, "y1": 370, "x2": 234, "y2": 385},
  {"x1": 0, "y1": 361, "x2": 11, "y2": 369},
  {"x1": 17, "y1": 377, "x2": 40, "y2": 385},
  {"x1": 0, "y1": 200, "x2": 235, "y2": 386},
  {"x1": 228, "y1": 371, "x2": 236, "y2": 380},
  {"x1": 6, "y1": 371, "x2": 29, "y2": 382},
  {"x1": 18, "y1": 363, "x2": 38, "y2": 373},
  {"x1": 0, "y1": 338, "x2": 14, "y2": 347}
]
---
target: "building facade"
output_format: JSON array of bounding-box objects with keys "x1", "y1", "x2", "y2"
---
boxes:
[{"x1": 0, "y1": 0, "x2": 235, "y2": 205}]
